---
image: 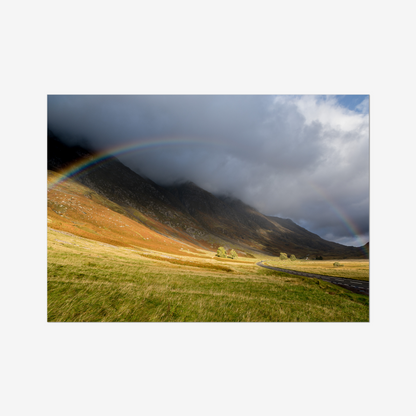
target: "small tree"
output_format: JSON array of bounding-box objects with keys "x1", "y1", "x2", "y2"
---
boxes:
[
  {"x1": 290, "y1": 254, "x2": 296, "y2": 261},
  {"x1": 280, "y1": 252, "x2": 288, "y2": 260},
  {"x1": 216, "y1": 246, "x2": 227, "y2": 258},
  {"x1": 230, "y1": 249, "x2": 238, "y2": 259}
]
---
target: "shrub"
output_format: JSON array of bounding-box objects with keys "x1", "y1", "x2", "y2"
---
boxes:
[
  {"x1": 230, "y1": 249, "x2": 238, "y2": 259},
  {"x1": 216, "y1": 246, "x2": 227, "y2": 258},
  {"x1": 316, "y1": 256, "x2": 323, "y2": 260},
  {"x1": 290, "y1": 254, "x2": 296, "y2": 261},
  {"x1": 280, "y1": 253, "x2": 288, "y2": 260},
  {"x1": 333, "y1": 262, "x2": 344, "y2": 267}
]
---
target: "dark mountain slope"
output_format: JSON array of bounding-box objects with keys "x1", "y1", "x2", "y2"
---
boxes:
[
  {"x1": 47, "y1": 131, "x2": 365, "y2": 258},
  {"x1": 164, "y1": 184, "x2": 280, "y2": 245},
  {"x1": 163, "y1": 183, "x2": 364, "y2": 258},
  {"x1": 266, "y1": 216, "x2": 363, "y2": 257},
  {"x1": 48, "y1": 130, "x2": 92, "y2": 171}
]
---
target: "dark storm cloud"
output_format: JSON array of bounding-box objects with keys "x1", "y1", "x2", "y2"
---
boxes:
[{"x1": 47, "y1": 95, "x2": 369, "y2": 246}]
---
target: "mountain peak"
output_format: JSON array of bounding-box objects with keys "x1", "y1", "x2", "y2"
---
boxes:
[{"x1": 47, "y1": 132, "x2": 367, "y2": 258}]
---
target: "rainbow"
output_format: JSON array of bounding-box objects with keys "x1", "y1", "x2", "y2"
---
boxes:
[
  {"x1": 306, "y1": 179, "x2": 369, "y2": 256},
  {"x1": 47, "y1": 136, "x2": 220, "y2": 190},
  {"x1": 47, "y1": 136, "x2": 369, "y2": 257}
]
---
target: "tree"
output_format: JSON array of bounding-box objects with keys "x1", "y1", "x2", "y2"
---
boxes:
[
  {"x1": 230, "y1": 249, "x2": 238, "y2": 259},
  {"x1": 280, "y1": 252, "x2": 288, "y2": 260},
  {"x1": 216, "y1": 247, "x2": 227, "y2": 258},
  {"x1": 290, "y1": 254, "x2": 296, "y2": 261}
]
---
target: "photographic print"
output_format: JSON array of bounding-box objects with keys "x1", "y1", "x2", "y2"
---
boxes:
[{"x1": 47, "y1": 95, "x2": 369, "y2": 322}]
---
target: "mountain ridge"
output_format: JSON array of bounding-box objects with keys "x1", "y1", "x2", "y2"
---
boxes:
[{"x1": 47, "y1": 131, "x2": 367, "y2": 259}]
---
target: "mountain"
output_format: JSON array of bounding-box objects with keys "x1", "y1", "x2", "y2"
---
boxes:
[{"x1": 47, "y1": 131, "x2": 367, "y2": 259}]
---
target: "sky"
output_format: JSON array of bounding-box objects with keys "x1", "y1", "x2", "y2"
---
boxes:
[{"x1": 48, "y1": 95, "x2": 369, "y2": 247}]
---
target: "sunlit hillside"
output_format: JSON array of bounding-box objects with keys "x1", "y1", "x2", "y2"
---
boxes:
[{"x1": 48, "y1": 170, "x2": 214, "y2": 256}]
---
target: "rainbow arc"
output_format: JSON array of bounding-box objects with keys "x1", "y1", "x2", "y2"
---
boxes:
[{"x1": 47, "y1": 136, "x2": 219, "y2": 190}]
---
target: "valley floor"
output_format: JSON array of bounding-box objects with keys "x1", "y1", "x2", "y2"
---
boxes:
[
  {"x1": 263, "y1": 259, "x2": 369, "y2": 281},
  {"x1": 47, "y1": 229, "x2": 369, "y2": 322}
]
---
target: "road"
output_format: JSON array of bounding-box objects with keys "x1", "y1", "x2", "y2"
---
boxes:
[{"x1": 256, "y1": 261, "x2": 369, "y2": 296}]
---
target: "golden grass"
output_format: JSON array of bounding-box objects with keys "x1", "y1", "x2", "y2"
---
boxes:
[
  {"x1": 264, "y1": 259, "x2": 369, "y2": 281},
  {"x1": 48, "y1": 229, "x2": 369, "y2": 322}
]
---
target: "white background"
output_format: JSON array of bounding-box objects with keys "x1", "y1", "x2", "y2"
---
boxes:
[{"x1": 1, "y1": 1, "x2": 415, "y2": 415}]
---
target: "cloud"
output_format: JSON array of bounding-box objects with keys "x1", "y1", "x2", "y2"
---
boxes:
[{"x1": 47, "y1": 95, "x2": 369, "y2": 246}]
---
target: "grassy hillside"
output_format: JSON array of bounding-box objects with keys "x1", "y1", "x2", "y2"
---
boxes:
[{"x1": 48, "y1": 170, "x2": 212, "y2": 255}]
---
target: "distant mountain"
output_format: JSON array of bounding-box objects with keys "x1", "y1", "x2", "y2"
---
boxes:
[{"x1": 47, "y1": 131, "x2": 367, "y2": 259}]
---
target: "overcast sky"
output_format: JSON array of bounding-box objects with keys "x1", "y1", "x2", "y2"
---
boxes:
[{"x1": 48, "y1": 95, "x2": 369, "y2": 247}]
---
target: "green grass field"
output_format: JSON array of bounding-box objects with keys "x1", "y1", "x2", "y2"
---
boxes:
[{"x1": 47, "y1": 229, "x2": 369, "y2": 322}]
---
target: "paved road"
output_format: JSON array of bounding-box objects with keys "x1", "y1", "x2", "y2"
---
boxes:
[{"x1": 256, "y1": 261, "x2": 369, "y2": 296}]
